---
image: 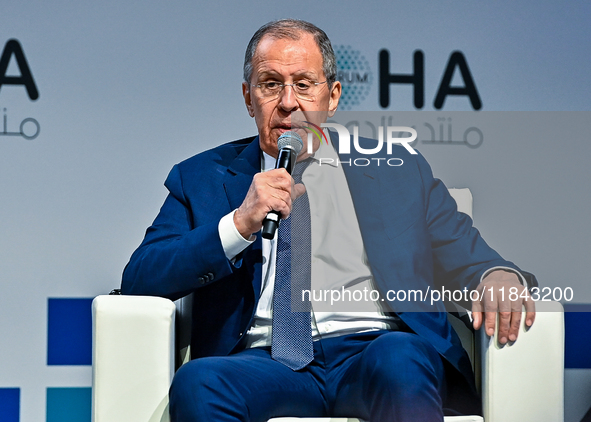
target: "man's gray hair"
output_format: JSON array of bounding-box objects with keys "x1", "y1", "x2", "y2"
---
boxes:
[{"x1": 243, "y1": 19, "x2": 337, "y2": 88}]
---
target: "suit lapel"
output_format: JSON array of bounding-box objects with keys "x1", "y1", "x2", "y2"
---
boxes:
[
  {"x1": 224, "y1": 137, "x2": 261, "y2": 210},
  {"x1": 332, "y1": 132, "x2": 382, "y2": 228},
  {"x1": 222, "y1": 137, "x2": 264, "y2": 301},
  {"x1": 337, "y1": 142, "x2": 386, "y2": 258}
]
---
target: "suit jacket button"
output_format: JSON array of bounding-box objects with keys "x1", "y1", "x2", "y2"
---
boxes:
[
  {"x1": 198, "y1": 276, "x2": 205, "y2": 285},
  {"x1": 207, "y1": 272, "x2": 214, "y2": 281}
]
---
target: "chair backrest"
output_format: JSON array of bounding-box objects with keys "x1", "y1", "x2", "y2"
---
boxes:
[
  {"x1": 175, "y1": 292, "x2": 193, "y2": 368},
  {"x1": 448, "y1": 188, "x2": 473, "y2": 218},
  {"x1": 446, "y1": 188, "x2": 477, "y2": 358}
]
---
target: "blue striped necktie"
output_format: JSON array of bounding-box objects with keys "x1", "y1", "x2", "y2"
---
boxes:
[{"x1": 271, "y1": 158, "x2": 314, "y2": 371}]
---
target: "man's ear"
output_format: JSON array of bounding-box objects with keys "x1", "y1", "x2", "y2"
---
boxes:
[
  {"x1": 328, "y1": 80, "x2": 342, "y2": 117},
  {"x1": 242, "y1": 82, "x2": 255, "y2": 117}
]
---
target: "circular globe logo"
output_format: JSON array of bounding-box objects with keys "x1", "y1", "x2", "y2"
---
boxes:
[{"x1": 334, "y1": 45, "x2": 373, "y2": 110}]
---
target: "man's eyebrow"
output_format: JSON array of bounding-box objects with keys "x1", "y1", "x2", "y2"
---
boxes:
[
  {"x1": 255, "y1": 70, "x2": 320, "y2": 80},
  {"x1": 254, "y1": 71, "x2": 282, "y2": 81},
  {"x1": 292, "y1": 70, "x2": 319, "y2": 79}
]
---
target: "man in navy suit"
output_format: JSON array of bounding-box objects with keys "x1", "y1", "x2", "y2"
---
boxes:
[{"x1": 122, "y1": 19, "x2": 535, "y2": 422}]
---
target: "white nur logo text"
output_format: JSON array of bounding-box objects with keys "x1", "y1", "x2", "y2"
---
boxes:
[{"x1": 307, "y1": 123, "x2": 418, "y2": 155}]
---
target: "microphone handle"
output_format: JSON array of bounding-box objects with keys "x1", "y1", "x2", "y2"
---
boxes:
[{"x1": 261, "y1": 147, "x2": 297, "y2": 240}]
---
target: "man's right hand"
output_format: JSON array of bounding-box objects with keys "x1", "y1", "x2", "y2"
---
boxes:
[{"x1": 234, "y1": 169, "x2": 306, "y2": 240}]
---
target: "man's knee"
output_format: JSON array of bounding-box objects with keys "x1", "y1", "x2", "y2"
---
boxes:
[
  {"x1": 172, "y1": 357, "x2": 218, "y2": 394},
  {"x1": 362, "y1": 332, "x2": 445, "y2": 392},
  {"x1": 170, "y1": 357, "x2": 243, "y2": 420}
]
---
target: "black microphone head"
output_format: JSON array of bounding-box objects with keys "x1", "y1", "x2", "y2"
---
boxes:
[{"x1": 277, "y1": 131, "x2": 304, "y2": 155}]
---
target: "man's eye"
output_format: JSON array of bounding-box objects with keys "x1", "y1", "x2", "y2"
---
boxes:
[
  {"x1": 264, "y1": 82, "x2": 281, "y2": 89},
  {"x1": 295, "y1": 81, "x2": 312, "y2": 90}
]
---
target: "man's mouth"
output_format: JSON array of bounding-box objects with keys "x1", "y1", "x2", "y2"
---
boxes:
[
  {"x1": 272, "y1": 124, "x2": 309, "y2": 142},
  {"x1": 274, "y1": 124, "x2": 292, "y2": 133}
]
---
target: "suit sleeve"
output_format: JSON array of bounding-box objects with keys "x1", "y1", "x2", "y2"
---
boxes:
[
  {"x1": 121, "y1": 164, "x2": 235, "y2": 301},
  {"x1": 415, "y1": 152, "x2": 526, "y2": 294}
]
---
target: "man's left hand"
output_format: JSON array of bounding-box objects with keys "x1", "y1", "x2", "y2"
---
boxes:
[{"x1": 471, "y1": 269, "x2": 536, "y2": 344}]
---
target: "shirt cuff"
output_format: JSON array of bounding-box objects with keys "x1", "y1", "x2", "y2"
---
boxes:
[
  {"x1": 480, "y1": 266, "x2": 528, "y2": 288},
  {"x1": 218, "y1": 210, "x2": 256, "y2": 261}
]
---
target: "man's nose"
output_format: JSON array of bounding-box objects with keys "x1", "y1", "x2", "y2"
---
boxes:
[{"x1": 278, "y1": 85, "x2": 299, "y2": 112}]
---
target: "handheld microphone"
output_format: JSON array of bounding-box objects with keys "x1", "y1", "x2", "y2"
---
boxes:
[{"x1": 261, "y1": 131, "x2": 304, "y2": 240}]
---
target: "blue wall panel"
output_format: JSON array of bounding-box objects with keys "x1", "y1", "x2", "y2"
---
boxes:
[
  {"x1": 564, "y1": 304, "x2": 591, "y2": 369},
  {"x1": 0, "y1": 388, "x2": 19, "y2": 422},
  {"x1": 46, "y1": 388, "x2": 91, "y2": 422},
  {"x1": 47, "y1": 298, "x2": 93, "y2": 366}
]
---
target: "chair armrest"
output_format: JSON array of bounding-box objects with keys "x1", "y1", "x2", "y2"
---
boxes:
[
  {"x1": 92, "y1": 295, "x2": 175, "y2": 422},
  {"x1": 480, "y1": 300, "x2": 564, "y2": 422}
]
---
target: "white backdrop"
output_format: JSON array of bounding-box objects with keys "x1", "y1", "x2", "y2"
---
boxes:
[{"x1": 1, "y1": 1, "x2": 590, "y2": 421}]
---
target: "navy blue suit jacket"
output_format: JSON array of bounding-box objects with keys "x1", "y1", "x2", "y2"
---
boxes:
[{"x1": 122, "y1": 135, "x2": 531, "y2": 407}]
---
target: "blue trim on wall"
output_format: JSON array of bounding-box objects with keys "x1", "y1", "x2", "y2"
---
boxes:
[
  {"x1": 46, "y1": 387, "x2": 91, "y2": 422},
  {"x1": 0, "y1": 388, "x2": 20, "y2": 422},
  {"x1": 47, "y1": 298, "x2": 93, "y2": 366},
  {"x1": 564, "y1": 304, "x2": 591, "y2": 369}
]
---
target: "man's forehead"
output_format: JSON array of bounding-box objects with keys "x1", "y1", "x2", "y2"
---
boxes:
[
  {"x1": 258, "y1": 30, "x2": 306, "y2": 46},
  {"x1": 251, "y1": 33, "x2": 323, "y2": 76},
  {"x1": 254, "y1": 32, "x2": 320, "y2": 60}
]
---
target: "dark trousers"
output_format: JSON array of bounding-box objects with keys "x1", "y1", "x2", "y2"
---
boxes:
[{"x1": 170, "y1": 330, "x2": 447, "y2": 422}]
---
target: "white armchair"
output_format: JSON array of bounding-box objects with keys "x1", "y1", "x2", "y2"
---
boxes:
[{"x1": 92, "y1": 189, "x2": 565, "y2": 422}]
